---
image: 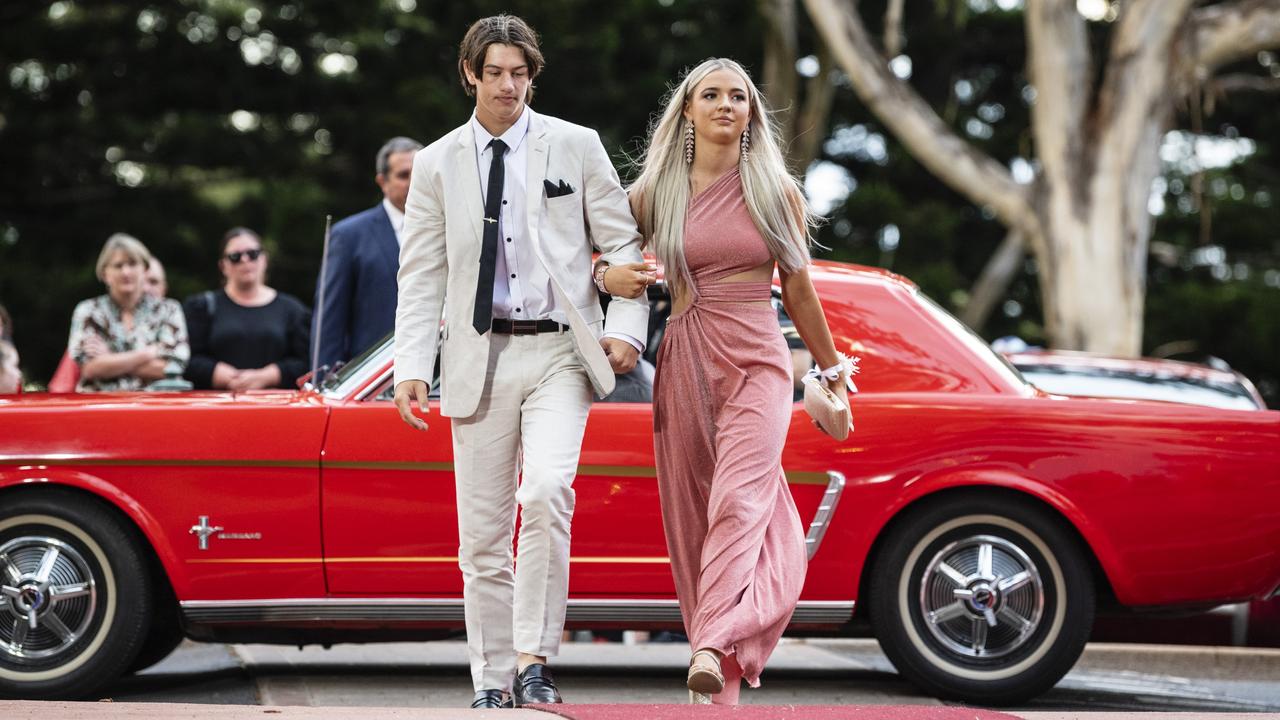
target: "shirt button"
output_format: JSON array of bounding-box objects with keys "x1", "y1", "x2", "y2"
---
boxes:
[
  {"x1": 502, "y1": 200, "x2": 508, "y2": 205},
  {"x1": 506, "y1": 237, "x2": 512, "y2": 243},
  {"x1": 511, "y1": 273, "x2": 516, "y2": 278},
  {"x1": 515, "y1": 308, "x2": 521, "y2": 313}
]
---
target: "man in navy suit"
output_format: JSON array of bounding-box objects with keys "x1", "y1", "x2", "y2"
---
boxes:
[{"x1": 313, "y1": 136, "x2": 424, "y2": 371}]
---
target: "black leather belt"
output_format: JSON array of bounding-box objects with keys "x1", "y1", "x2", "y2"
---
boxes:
[{"x1": 491, "y1": 318, "x2": 568, "y2": 335}]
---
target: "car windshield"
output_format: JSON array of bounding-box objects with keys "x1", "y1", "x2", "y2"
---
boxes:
[
  {"x1": 320, "y1": 333, "x2": 393, "y2": 397},
  {"x1": 1015, "y1": 365, "x2": 1261, "y2": 410}
]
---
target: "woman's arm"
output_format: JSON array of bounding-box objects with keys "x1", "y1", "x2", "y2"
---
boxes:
[
  {"x1": 182, "y1": 294, "x2": 221, "y2": 388},
  {"x1": 778, "y1": 265, "x2": 841, "y2": 378},
  {"x1": 69, "y1": 299, "x2": 151, "y2": 382},
  {"x1": 157, "y1": 298, "x2": 190, "y2": 368},
  {"x1": 81, "y1": 347, "x2": 158, "y2": 381},
  {"x1": 126, "y1": 295, "x2": 189, "y2": 384},
  {"x1": 132, "y1": 298, "x2": 189, "y2": 385},
  {"x1": 134, "y1": 354, "x2": 168, "y2": 382},
  {"x1": 229, "y1": 363, "x2": 280, "y2": 391},
  {"x1": 779, "y1": 185, "x2": 844, "y2": 383},
  {"x1": 274, "y1": 300, "x2": 313, "y2": 388}
]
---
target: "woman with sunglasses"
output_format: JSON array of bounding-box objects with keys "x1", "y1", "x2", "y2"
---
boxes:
[{"x1": 183, "y1": 227, "x2": 311, "y2": 390}]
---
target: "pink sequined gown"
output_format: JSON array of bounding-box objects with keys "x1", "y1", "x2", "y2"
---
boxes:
[{"x1": 653, "y1": 167, "x2": 808, "y2": 704}]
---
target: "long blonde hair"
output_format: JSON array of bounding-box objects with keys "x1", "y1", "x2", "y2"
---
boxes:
[{"x1": 629, "y1": 58, "x2": 816, "y2": 297}]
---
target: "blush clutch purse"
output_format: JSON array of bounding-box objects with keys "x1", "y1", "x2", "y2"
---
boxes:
[{"x1": 803, "y1": 355, "x2": 859, "y2": 441}]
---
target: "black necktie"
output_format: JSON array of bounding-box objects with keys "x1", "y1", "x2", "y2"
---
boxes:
[{"x1": 473, "y1": 138, "x2": 507, "y2": 335}]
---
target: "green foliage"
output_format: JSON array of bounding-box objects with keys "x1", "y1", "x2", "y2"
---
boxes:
[
  {"x1": 810, "y1": 1, "x2": 1278, "y2": 407},
  {"x1": 0, "y1": 0, "x2": 1276, "y2": 409},
  {"x1": 0, "y1": 0, "x2": 755, "y2": 381},
  {"x1": 1142, "y1": 118, "x2": 1280, "y2": 405}
]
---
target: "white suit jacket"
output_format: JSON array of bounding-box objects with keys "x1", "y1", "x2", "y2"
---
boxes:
[{"x1": 393, "y1": 108, "x2": 649, "y2": 418}]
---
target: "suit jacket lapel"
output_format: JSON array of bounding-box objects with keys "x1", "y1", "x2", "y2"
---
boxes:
[
  {"x1": 373, "y1": 204, "x2": 399, "y2": 272},
  {"x1": 523, "y1": 113, "x2": 563, "y2": 296},
  {"x1": 525, "y1": 113, "x2": 549, "y2": 245},
  {"x1": 453, "y1": 128, "x2": 484, "y2": 244}
]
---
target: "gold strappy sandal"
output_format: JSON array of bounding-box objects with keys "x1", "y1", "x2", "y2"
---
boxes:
[{"x1": 686, "y1": 648, "x2": 725, "y2": 695}]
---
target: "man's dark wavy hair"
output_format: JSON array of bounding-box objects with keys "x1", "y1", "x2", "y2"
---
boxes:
[{"x1": 458, "y1": 14, "x2": 543, "y2": 103}]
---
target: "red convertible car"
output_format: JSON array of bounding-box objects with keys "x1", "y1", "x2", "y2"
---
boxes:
[{"x1": 1, "y1": 261, "x2": 1277, "y2": 704}]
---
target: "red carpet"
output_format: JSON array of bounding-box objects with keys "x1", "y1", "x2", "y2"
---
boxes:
[{"x1": 527, "y1": 705, "x2": 1021, "y2": 719}]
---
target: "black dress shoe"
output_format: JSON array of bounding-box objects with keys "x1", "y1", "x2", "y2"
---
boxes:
[
  {"x1": 470, "y1": 689, "x2": 511, "y2": 709},
  {"x1": 513, "y1": 663, "x2": 561, "y2": 705}
]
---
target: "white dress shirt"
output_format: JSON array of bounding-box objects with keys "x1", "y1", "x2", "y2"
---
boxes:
[
  {"x1": 382, "y1": 197, "x2": 405, "y2": 247},
  {"x1": 470, "y1": 109, "x2": 641, "y2": 351},
  {"x1": 470, "y1": 108, "x2": 557, "y2": 324}
]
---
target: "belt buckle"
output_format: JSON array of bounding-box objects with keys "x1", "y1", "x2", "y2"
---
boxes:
[{"x1": 511, "y1": 319, "x2": 539, "y2": 335}]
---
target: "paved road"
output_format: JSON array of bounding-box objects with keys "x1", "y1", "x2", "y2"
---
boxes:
[{"x1": 97, "y1": 638, "x2": 1280, "y2": 713}]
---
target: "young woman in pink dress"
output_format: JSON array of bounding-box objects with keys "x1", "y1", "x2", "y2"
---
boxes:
[{"x1": 600, "y1": 58, "x2": 852, "y2": 704}]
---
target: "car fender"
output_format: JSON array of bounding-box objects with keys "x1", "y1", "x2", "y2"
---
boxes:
[
  {"x1": 0, "y1": 470, "x2": 188, "y2": 594},
  {"x1": 879, "y1": 468, "x2": 1133, "y2": 602}
]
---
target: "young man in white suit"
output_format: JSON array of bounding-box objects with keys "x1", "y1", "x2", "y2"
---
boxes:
[{"x1": 392, "y1": 15, "x2": 649, "y2": 710}]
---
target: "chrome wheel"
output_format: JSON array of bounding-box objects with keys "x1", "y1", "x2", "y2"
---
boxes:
[
  {"x1": 0, "y1": 537, "x2": 96, "y2": 663},
  {"x1": 919, "y1": 534, "x2": 1043, "y2": 659},
  {"x1": 870, "y1": 495, "x2": 1095, "y2": 705},
  {"x1": 0, "y1": 494, "x2": 152, "y2": 700}
]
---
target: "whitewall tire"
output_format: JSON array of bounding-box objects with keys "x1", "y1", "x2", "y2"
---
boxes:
[
  {"x1": 0, "y1": 491, "x2": 151, "y2": 699},
  {"x1": 868, "y1": 493, "x2": 1095, "y2": 704}
]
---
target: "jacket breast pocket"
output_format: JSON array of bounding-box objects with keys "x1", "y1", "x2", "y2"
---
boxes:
[{"x1": 544, "y1": 191, "x2": 581, "y2": 217}]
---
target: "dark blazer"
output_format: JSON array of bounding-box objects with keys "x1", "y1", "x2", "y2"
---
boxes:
[{"x1": 313, "y1": 204, "x2": 399, "y2": 370}]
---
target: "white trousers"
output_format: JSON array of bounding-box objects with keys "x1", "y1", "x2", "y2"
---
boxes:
[{"x1": 450, "y1": 330, "x2": 592, "y2": 692}]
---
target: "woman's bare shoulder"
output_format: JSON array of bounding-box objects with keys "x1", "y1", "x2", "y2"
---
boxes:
[{"x1": 627, "y1": 188, "x2": 645, "y2": 218}]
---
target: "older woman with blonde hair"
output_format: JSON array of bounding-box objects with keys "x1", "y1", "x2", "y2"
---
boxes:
[
  {"x1": 68, "y1": 233, "x2": 189, "y2": 391},
  {"x1": 601, "y1": 58, "x2": 852, "y2": 704}
]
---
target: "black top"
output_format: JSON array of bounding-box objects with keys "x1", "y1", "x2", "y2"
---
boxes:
[{"x1": 183, "y1": 289, "x2": 312, "y2": 390}]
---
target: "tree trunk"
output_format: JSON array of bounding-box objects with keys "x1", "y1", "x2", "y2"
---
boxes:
[
  {"x1": 791, "y1": 36, "x2": 836, "y2": 171},
  {"x1": 1040, "y1": 113, "x2": 1173, "y2": 355},
  {"x1": 1036, "y1": 0, "x2": 1188, "y2": 354},
  {"x1": 1037, "y1": 191, "x2": 1143, "y2": 355},
  {"x1": 883, "y1": 0, "x2": 906, "y2": 57},
  {"x1": 802, "y1": 0, "x2": 1276, "y2": 356},
  {"x1": 760, "y1": 0, "x2": 837, "y2": 172},
  {"x1": 760, "y1": 0, "x2": 800, "y2": 152}
]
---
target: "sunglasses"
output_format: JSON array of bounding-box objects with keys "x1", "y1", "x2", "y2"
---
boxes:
[{"x1": 225, "y1": 249, "x2": 263, "y2": 264}]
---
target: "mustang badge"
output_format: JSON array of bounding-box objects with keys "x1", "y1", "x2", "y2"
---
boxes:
[{"x1": 189, "y1": 516, "x2": 262, "y2": 550}]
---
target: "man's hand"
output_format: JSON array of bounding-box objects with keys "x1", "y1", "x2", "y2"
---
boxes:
[
  {"x1": 394, "y1": 379, "x2": 431, "y2": 431},
  {"x1": 601, "y1": 338, "x2": 639, "y2": 375}
]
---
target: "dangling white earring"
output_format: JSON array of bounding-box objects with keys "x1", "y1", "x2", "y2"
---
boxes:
[
  {"x1": 740, "y1": 125, "x2": 751, "y2": 161},
  {"x1": 684, "y1": 121, "x2": 695, "y2": 164}
]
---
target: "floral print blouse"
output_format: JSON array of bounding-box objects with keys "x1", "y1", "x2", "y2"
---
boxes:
[{"x1": 68, "y1": 294, "x2": 190, "y2": 392}]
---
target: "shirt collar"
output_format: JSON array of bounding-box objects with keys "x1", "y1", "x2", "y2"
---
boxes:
[
  {"x1": 470, "y1": 105, "x2": 531, "y2": 156},
  {"x1": 381, "y1": 197, "x2": 404, "y2": 232}
]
